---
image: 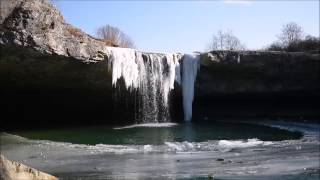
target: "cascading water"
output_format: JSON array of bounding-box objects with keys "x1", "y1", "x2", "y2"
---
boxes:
[
  {"x1": 107, "y1": 47, "x2": 180, "y2": 123},
  {"x1": 106, "y1": 47, "x2": 199, "y2": 123},
  {"x1": 181, "y1": 54, "x2": 200, "y2": 121}
]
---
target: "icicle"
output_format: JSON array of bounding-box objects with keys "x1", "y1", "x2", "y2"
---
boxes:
[
  {"x1": 106, "y1": 47, "x2": 139, "y2": 89},
  {"x1": 106, "y1": 47, "x2": 181, "y2": 123}
]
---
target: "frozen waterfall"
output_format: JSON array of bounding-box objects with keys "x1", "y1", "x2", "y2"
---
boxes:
[
  {"x1": 106, "y1": 47, "x2": 199, "y2": 122},
  {"x1": 181, "y1": 54, "x2": 200, "y2": 121},
  {"x1": 107, "y1": 47, "x2": 180, "y2": 123}
]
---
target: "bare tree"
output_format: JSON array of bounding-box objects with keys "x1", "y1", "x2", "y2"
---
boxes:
[
  {"x1": 209, "y1": 30, "x2": 245, "y2": 51},
  {"x1": 278, "y1": 22, "x2": 303, "y2": 47},
  {"x1": 96, "y1": 25, "x2": 135, "y2": 48}
]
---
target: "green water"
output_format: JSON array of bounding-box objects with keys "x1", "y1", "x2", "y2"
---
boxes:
[{"x1": 12, "y1": 122, "x2": 302, "y2": 145}]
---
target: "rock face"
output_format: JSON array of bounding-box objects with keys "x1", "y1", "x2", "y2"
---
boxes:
[
  {"x1": 0, "y1": 0, "x2": 319, "y2": 129},
  {"x1": 200, "y1": 51, "x2": 319, "y2": 94},
  {"x1": 0, "y1": 154, "x2": 58, "y2": 180},
  {"x1": 1, "y1": 0, "x2": 108, "y2": 62},
  {"x1": 192, "y1": 51, "x2": 320, "y2": 120}
]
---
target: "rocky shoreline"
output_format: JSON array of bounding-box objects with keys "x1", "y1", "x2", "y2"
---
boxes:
[{"x1": 0, "y1": 154, "x2": 57, "y2": 180}]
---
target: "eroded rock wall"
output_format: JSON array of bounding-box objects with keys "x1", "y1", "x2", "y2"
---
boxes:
[{"x1": 193, "y1": 51, "x2": 320, "y2": 120}]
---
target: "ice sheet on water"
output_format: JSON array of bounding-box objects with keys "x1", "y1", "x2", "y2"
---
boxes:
[
  {"x1": 1, "y1": 133, "x2": 274, "y2": 155},
  {"x1": 113, "y1": 123, "x2": 178, "y2": 129}
]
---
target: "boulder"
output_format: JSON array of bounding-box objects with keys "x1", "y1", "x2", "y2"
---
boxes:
[{"x1": 0, "y1": 154, "x2": 58, "y2": 180}]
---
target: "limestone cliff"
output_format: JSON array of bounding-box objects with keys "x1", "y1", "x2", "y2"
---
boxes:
[
  {"x1": 199, "y1": 50, "x2": 319, "y2": 94},
  {"x1": 0, "y1": 0, "x2": 110, "y2": 62},
  {"x1": 0, "y1": 0, "x2": 319, "y2": 128}
]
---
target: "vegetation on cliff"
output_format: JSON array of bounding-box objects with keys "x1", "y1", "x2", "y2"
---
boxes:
[
  {"x1": 267, "y1": 22, "x2": 320, "y2": 53},
  {"x1": 208, "y1": 30, "x2": 246, "y2": 51},
  {"x1": 95, "y1": 24, "x2": 135, "y2": 48}
]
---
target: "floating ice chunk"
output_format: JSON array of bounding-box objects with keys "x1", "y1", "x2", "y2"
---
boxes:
[
  {"x1": 143, "y1": 145, "x2": 153, "y2": 152},
  {"x1": 165, "y1": 141, "x2": 195, "y2": 152},
  {"x1": 218, "y1": 138, "x2": 273, "y2": 152},
  {"x1": 218, "y1": 138, "x2": 264, "y2": 148}
]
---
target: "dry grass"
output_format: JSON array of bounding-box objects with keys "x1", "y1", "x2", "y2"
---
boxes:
[{"x1": 67, "y1": 27, "x2": 83, "y2": 38}]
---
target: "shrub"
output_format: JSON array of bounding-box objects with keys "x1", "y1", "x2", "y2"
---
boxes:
[{"x1": 95, "y1": 25, "x2": 135, "y2": 48}]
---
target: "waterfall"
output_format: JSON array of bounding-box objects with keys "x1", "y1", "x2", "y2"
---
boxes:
[
  {"x1": 106, "y1": 47, "x2": 180, "y2": 123},
  {"x1": 107, "y1": 48, "x2": 139, "y2": 89},
  {"x1": 106, "y1": 47, "x2": 199, "y2": 123},
  {"x1": 181, "y1": 54, "x2": 200, "y2": 122}
]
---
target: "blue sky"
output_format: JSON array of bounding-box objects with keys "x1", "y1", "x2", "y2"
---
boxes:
[{"x1": 53, "y1": 0, "x2": 319, "y2": 53}]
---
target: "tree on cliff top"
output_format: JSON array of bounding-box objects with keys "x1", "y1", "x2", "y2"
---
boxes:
[
  {"x1": 95, "y1": 25, "x2": 135, "y2": 48},
  {"x1": 278, "y1": 22, "x2": 303, "y2": 48},
  {"x1": 208, "y1": 30, "x2": 245, "y2": 51},
  {"x1": 267, "y1": 22, "x2": 319, "y2": 52}
]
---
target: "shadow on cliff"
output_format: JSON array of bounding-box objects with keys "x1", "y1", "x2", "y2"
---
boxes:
[
  {"x1": 1, "y1": 45, "x2": 320, "y2": 131},
  {"x1": 1, "y1": 45, "x2": 117, "y2": 131}
]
